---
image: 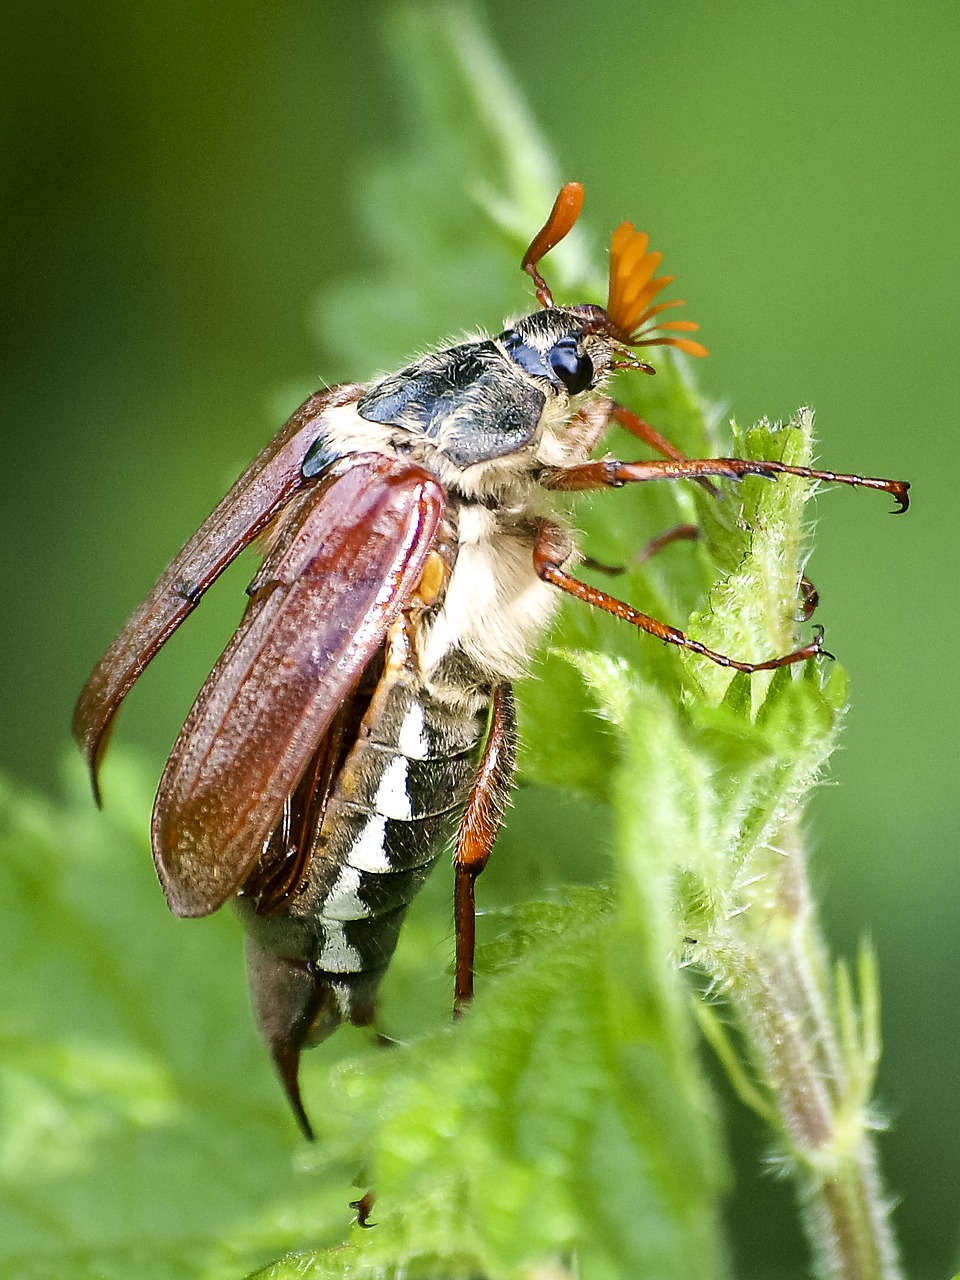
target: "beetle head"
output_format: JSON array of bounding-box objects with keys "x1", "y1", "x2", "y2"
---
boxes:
[
  {"x1": 496, "y1": 306, "x2": 617, "y2": 402},
  {"x1": 518, "y1": 181, "x2": 708, "y2": 370}
]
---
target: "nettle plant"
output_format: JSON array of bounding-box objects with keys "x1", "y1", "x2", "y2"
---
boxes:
[{"x1": 5, "y1": 9, "x2": 909, "y2": 1280}]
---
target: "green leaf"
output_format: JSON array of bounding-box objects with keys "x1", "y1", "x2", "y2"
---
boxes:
[
  {"x1": 515, "y1": 648, "x2": 621, "y2": 801},
  {"x1": 258, "y1": 893, "x2": 723, "y2": 1280},
  {"x1": 0, "y1": 759, "x2": 358, "y2": 1280}
]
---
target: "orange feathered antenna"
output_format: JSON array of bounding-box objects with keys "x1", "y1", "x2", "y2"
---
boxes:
[
  {"x1": 522, "y1": 181, "x2": 585, "y2": 308},
  {"x1": 606, "y1": 220, "x2": 708, "y2": 357}
]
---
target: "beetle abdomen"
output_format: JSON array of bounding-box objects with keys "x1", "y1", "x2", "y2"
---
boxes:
[
  {"x1": 237, "y1": 622, "x2": 488, "y2": 1039},
  {"x1": 298, "y1": 724, "x2": 485, "y2": 984}
]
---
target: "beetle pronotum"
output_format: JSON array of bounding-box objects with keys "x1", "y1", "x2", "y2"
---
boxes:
[{"x1": 74, "y1": 183, "x2": 908, "y2": 1138}]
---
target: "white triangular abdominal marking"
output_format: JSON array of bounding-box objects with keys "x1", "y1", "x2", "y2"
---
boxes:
[
  {"x1": 316, "y1": 922, "x2": 363, "y2": 973},
  {"x1": 397, "y1": 701, "x2": 429, "y2": 757},
  {"x1": 346, "y1": 815, "x2": 393, "y2": 873},
  {"x1": 322, "y1": 864, "x2": 371, "y2": 921},
  {"x1": 373, "y1": 754, "x2": 414, "y2": 820}
]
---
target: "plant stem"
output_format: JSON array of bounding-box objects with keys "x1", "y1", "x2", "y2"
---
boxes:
[{"x1": 696, "y1": 821, "x2": 901, "y2": 1280}]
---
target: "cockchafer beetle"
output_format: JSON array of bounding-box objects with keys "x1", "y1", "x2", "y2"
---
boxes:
[{"x1": 74, "y1": 183, "x2": 909, "y2": 1138}]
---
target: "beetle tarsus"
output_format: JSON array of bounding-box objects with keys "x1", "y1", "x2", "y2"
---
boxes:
[
  {"x1": 350, "y1": 1191, "x2": 377, "y2": 1229},
  {"x1": 811, "y1": 624, "x2": 836, "y2": 662}
]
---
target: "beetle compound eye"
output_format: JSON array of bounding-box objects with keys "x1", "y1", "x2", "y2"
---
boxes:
[{"x1": 548, "y1": 339, "x2": 594, "y2": 395}]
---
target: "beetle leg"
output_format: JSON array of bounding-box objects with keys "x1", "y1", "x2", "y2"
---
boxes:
[
  {"x1": 566, "y1": 398, "x2": 701, "y2": 464},
  {"x1": 579, "y1": 554, "x2": 627, "y2": 577},
  {"x1": 608, "y1": 402, "x2": 689, "y2": 461},
  {"x1": 453, "y1": 683, "x2": 517, "y2": 1012},
  {"x1": 581, "y1": 523, "x2": 701, "y2": 577},
  {"x1": 635, "y1": 522, "x2": 701, "y2": 564},
  {"x1": 534, "y1": 521, "x2": 831, "y2": 672},
  {"x1": 607, "y1": 402, "x2": 720, "y2": 497},
  {"x1": 542, "y1": 455, "x2": 910, "y2": 511},
  {"x1": 349, "y1": 1191, "x2": 377, "y2": 1229}
]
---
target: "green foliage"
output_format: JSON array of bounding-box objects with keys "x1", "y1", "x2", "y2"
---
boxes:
[
  {"x1": 1, "y1": 4, "x2": 895, "y2": 1278},
  {"x1": 0, "y1": 760, "x2": 720, "y2": 1279},
  {"x1": 259, "y1": 892, "x2": 720, "y2": 1280},
  {"x1": 0, "y1": 759, "x2": 357, "y2": 1279},
  {"x1": 313, "y1": 5, "x2": 594, "y2": 383}
]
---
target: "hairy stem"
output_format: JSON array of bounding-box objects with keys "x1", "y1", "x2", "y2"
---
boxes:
[{"x1": 697, "y1": 821, "x2": 900, "y2": 1280}]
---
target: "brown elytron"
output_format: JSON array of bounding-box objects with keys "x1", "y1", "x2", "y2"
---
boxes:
[{"x1": 74, "y1": 183, "x2": 908, "y2": 1138}]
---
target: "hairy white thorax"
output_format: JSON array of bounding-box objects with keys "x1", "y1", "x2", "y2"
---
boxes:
[{"x1": 419, "y1": 501, "x2": 560, "y2": 691}]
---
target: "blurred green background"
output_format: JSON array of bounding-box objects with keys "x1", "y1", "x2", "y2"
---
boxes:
[{"x1": 2, "y1": 1, "x2": 957, "y2": 1275}]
